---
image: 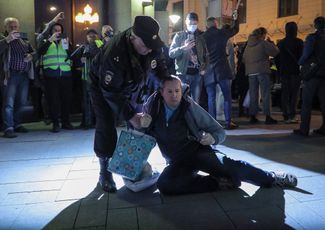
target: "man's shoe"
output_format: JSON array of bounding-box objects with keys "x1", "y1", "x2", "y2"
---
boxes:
[
  {"x1": 62, "y1": 123, "x2": 74, "y2": 130},
  {"x1": 272, "y1": 172, "x2": 297, "y2": 187},
  {"x1": 249, "y1": 116, "x2": 259, "y2": 124},
  {"x1": 225, "y1": 121, "x2": 238, "y2": 130},
  {"x1": 313, "y1": 128, "x2": 325, "y2": 136},
  {"x1": 3, "y1": 129, "x2": 17, "y2": 138},
  {"x1": 98, "y1": 157, "x2": 117, "y2": 193},
  {"x1": 14, "y1": 126, "x2": 28, "y2": 133},
  {"x1": 51, "y1": 123, "x2": 61, "y2": 133},
  {"x1": 265, "y1": 116, "x2": 277, "y2": 125},
  {"x1": 293, "y1": 129, "x2": 309, "y2": 136}
]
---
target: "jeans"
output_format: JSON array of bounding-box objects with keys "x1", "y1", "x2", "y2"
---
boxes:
[
  {"x1": 2, "y1": 71, "x2": 29, "y2": 131},
  {"x1": 281, "y1": 75, "x2": 300, "y2": 119},
  {"x1": 157, "y1": 146, "x2": 275, "y2": 195},
  {"x1": 206, "y1": 79, "x2": 232, "y2": 123},
  {"x1": 179, "y1": 73, "x2": 202, "y2": 103},
  {"x1": 248, "y1": 73, "x2": 272, "y2": 116}
]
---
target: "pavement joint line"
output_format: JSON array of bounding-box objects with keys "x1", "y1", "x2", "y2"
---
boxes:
[
  {"x1": 0, "y1": 179, "x2": 68, "y2": 185},
  {"x1": 0, "y1": 139, "x2": 56, "y2": 143},
  {"x1": 0, "y1": 155, "x2": 91, "y2": 163},
  {"x1": 8, "y1": 189, "x2": 61, "y2": 194}
]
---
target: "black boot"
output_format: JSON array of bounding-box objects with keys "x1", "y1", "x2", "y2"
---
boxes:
[{"x1": 98, "y1": 157, "x2": 117, "y2": 193}]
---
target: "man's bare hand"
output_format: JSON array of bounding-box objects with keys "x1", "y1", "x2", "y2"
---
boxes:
[
  {"x1": 24, "y1": 53, "x2": 33, "y2": 62},
  {"x1": 140, "y1": 113, "x2": 152, "y2": 128},
  {"x1": 53, "y1": 12, "x2": 64, "y2": 22},
  {"x1": 182, "y1": 39, "x2": 195, "y2": 51},
  {"x1": 48, "y1": 32, "x2": 60, "y2": 42},
  {"x1": 199, "y1": 132, "x2": 215, "y2": 145},
  {"x1": 5, "y1": 31, "x2": 19, "y2": 43}
]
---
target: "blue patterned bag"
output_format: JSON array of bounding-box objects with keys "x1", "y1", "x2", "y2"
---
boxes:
[{"x1": 108, "y1": 130, "x2": 157, "y2": 180}]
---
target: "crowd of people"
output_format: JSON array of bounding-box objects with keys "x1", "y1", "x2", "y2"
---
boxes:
[{"x1": 0, "y1": 11, "x2": 324, "y2": 194}]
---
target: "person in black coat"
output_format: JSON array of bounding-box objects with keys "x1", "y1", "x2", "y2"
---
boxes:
[
  {"x1": 293, "y1": 17, "x2": 325, "y2": 136},
  {"x1": 202, "y1": 11, "x2": 239, "y2": 129},
  {"x1": 276, "y1": 22, "x2": 303, "y2": 123}
]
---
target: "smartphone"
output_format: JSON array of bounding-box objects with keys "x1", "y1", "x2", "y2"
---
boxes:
[{"x1": 14, "y1": 32, "x2": 28, "y2": 40}]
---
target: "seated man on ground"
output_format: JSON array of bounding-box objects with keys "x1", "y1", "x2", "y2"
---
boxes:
[{"x1": 133, "y1": 75, "x2": 297, "y2": 195}]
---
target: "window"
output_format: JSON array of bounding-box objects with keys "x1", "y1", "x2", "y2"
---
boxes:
[
  {"x1": 238, "y1": 0, "x2": 246, "y2": 23},
  {"x1": 172, "y1": 1, "x2": 184, "y2": 32},
  {"x1": 278, "y1": 0, "x2": 298, "y2": 17}
]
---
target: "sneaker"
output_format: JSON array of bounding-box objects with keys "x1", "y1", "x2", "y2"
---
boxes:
[
  {"x1": 249, "y1": 116, "x2": 259, "y2": 124},
  {"x1": 293, "y1": 129, "x2": 309, "y2": 136},
  {"x1": 272, "y1": 172, "x2": 297, "y2": 187},
  {"x1": 3, "y1": 129, "x2": 17, "y2": 138},
  {"x1": 265, "y1": 116, "x2": 277, "y2": 125},
  {"x1": 313, "y1": 128, "x2": 325, "y2": 136},
  {"x1": 14, "y1": 126, "x2": 28, "y2": 133}
]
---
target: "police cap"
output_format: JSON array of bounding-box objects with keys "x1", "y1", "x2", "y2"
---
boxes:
[{"x1": 132, "y1": 16, "x2": 164, "y2": 50}]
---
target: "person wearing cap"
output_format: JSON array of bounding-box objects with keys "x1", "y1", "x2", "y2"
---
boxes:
[
  {"x1": 79, "y1": 29, "x2": 103, "y2": 129},
  {"x1": 202, "y1": 12, "x2": 239, "y2": 130},
  {"x1": 89, "y1": 15, "x2": 168, "y2": 192},
  {"x1": 169, "y1": 12, "x2": 208, "y2": 103}
]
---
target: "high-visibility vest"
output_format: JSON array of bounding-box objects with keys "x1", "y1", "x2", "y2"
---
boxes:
[
  {"x1": 42, "y1": 42, "x2": 71, "y2": 72},
  {"x1": 82, "y1": 40, "x2": 104, "y2": 81}
]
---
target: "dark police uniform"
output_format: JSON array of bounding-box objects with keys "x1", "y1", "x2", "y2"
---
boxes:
[{"x1": 89, "y1": 16, "x2": 168, "y2": 192}]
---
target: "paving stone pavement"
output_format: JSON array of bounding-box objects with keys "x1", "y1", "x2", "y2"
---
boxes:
[{"x1": 0, "y1": 114, "x2": 325, "y2": 230}]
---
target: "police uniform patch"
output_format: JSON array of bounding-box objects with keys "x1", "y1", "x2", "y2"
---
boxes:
[
  {"x1": 151, "y1": 59, "x2": 157, "y2": 69},
  {"x1": 104, "y1": 70, "x2": 114, "y2": 86}
]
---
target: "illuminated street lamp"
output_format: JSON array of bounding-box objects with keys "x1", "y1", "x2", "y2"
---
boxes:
[{"x1": 75, "y1": 4, "x2": 99, "y2": 24}]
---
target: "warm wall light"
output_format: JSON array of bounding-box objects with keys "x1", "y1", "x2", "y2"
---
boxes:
[
  {"x1": 169, "y1": 15, "x2": 181, "y2": 24},
  {"x1": 75, "y1": 4, "x2": 99, "y2": 24},
  {"x1": 49, "y1": 6, "x2": 57, "y2": 12}
]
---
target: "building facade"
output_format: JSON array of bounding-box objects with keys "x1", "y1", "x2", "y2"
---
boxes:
[{"x1": 166, "y1": 0, "x2": 325, "y2": 44}]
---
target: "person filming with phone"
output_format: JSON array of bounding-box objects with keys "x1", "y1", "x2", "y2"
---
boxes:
[
  {"x1": 37, "y1": 18, "x2": 74, "y2": 133},
  {"x1": 0, "y1": 17, "x2": 35, "y2": 138}
]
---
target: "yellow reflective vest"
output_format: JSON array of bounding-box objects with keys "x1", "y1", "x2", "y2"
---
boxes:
[{"x1": 42, "y1": 42, "x2": 71, "y2": 72}]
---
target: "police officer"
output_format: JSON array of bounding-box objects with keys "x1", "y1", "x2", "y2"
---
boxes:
[{"x1": 90, "y1": 16, "x2": 168, "y2": 192}]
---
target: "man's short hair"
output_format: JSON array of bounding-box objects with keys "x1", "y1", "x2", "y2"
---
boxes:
[
  {"x1": 160, "y1": 75, "x2": 182, "y2": 89},
  {"x1": 314, "y1": 16, "x2": 325, "y2": 31},
  {"x1": 4, "y1": 17, "x2": 19, "y2": 27},
  {"x1": 186, "y1": 12, "x2": 199, "y2": 21},
  {"x1": 251, "y1": 27, "x2": 268, "y2": 38},
  {"x1": 206, "y1": 17, "x2": 216, "y2": 28}
]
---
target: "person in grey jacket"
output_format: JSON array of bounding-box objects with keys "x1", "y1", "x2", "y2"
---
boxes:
[
  {"x1": 135, "y1": 75, "x2": 297, "y2": 195},
  {"x1": 243, "y1": 27, "x2": 279, "y2": 124},
  {"x1": 169, "y1": 12, "x2": 208, "y2": 103}
]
